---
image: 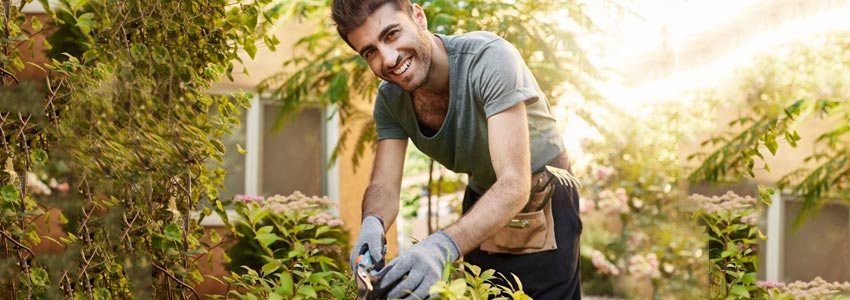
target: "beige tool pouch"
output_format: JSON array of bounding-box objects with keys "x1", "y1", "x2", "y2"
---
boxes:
[{"x1": 480, "y1": 189, "x2": 557, "y2": 255}]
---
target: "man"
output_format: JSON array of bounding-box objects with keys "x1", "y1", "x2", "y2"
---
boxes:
[{"x1": 332, "y1": 1, "x2": 583, "y2": 299}]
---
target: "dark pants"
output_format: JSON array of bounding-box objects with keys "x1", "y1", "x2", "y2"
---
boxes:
[{"x1": 462, "y1": 181, "x2": 583, "y2": 300}]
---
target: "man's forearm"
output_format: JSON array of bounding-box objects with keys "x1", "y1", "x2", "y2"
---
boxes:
[
  {"x1": 443, "y1": 174, "x2": 529, "y2": 254},
  {"x1": 362, "y1": 183, "x2": 400, "y2": 231}
]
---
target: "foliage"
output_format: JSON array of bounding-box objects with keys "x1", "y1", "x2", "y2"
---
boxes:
[
  {"x1": 690, "y1": 191, "x2": 768, "y2": 300},
  {"x1": 258, "y1": 0, "x2": 603, "y2": 170},
  {"x1": 1, "y1": 0, "x2": 281, "y2": 298},
  {"x1": 215, "y1": 192, "x2": 353, "y2": 300},
  {"x1": 428, "y1": 263, "x2": 531, "y2": 300},
  {"x1": 577, "y1": 103, "x2": 707, "y2": 299},
  {"x1": 687, "y1": 33, "x2": 850, "y2": 226}
]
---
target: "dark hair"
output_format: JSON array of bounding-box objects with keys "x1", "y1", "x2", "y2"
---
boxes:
[{"x1": 331, "y1": 0, "x2": 413, "y2": 49}]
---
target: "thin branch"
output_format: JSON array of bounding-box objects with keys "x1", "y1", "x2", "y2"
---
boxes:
[
  {"x1": 0, "y1": 229, "x2": 35, "y2": 257},
  {"x1": 153, "y1": 264, "x2": 201, "y2": 300},
  {"x1": 0, "y1": 67, "x2": 19, "y2": 84}
]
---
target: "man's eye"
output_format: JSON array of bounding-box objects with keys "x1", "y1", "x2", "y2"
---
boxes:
[
  {"x1": 387, "y1": 30, "x2": 398, "y2": 39},
  {"x1": 363, "y1": 50, "x2": 374, "y2": 58}
]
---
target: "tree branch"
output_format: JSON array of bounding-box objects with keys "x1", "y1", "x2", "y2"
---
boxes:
[
  {"x1": 153, "y1": 263, "x2": 201, "y2": 300},
  {"x1": 0, "y1": 230, "x2": 35, "y2": 257}
]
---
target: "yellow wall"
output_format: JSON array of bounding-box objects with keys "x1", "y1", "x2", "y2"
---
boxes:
[{"x1": 336, "y1": 100, "x2": 399, "y2": 259}]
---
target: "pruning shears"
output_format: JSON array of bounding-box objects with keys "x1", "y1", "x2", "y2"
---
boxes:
[{"x1": 354, "y1": 245, "x2": 388, "y2": 300}]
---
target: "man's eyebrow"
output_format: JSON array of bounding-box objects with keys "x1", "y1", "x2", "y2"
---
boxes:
[{"x1": 357, "y1": 23, "x2": 401, "y2": 56}]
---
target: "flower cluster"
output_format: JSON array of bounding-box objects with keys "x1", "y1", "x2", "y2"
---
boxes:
[
  {"x1": 757, "y1": 281, "x2": 786, "y2": 289},
  {"x1": 627, "y1": 253, "x2": 661, "y2": 278},
  {"x1": 740, "y1": 212, "x2": 759, "y2": 225},
  {"x1": 590, "y1": 164, "x2": 616, "y2": 182},
  {"x1": 307, "y1": 212, "x2": 344, "y2": 227},
  {"x1": 692, "y1": 191, "x2": 757, "y2": 214},
  {"x1": 235, "y1": 191, "x2": 343, "y2": 226},
  {"x1": 235, "y1": 194, "x2": 264, "y2": 203},
  {"x1": 595, "y1": 188, "x2": 630, "y2": 214},
  {"x1": 591, "y1": 250, "x2": 620, "y2": 275},
  {"x1": 762, "y1": 277, "x2": 850, "y2": 299},
  {"x1": 26, "y1": 172, "x2": 70, "y2": 195},
  {"x1": 303, "y1": 242, "x2": 343, "y2": 256},
  {"x1": 238, "y1": 191, "x2": 331, "y2": 211}
]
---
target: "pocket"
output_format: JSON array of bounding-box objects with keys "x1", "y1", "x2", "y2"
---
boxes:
[{"x1": 480, "y1": 200, "x2": 557, "y2": 255}]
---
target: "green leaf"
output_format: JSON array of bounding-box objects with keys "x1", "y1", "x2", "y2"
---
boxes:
[
  {"x1": 261, "y1": 261, "x2": 280, "y2": 275},
  {"x1": 277, "y1": 272, "x2": 294, "y2": 296},
  {"x1": 297, "y1": 285, "x2": 317, "y2": 298},
  {"x1": 764, "y1": 132, "x2": 778, "y2": 155},
  {"x1": 72, "y1": 0, "x2": 91, "y2": 11},
  {"x1": 730, "y1": 285, "x2": 749, "y2": 298},
  {"x1": 29, "y1": 267, "x2": 49, "y2": 287},
  {"x1": 31, "y1": 17, "x2": 42, "y2": 31},
  {"x1": 1, "y1": 185, "x2": 19, "y2": 202},
  {"x1": 249, "y1": 207, "x2": 270, "y2": 224},
  {"x1": 210, "y1": 229, "x2": 221, "y2": 244},
  {"x1": 245, "y1": 41, "x2": 258, "y2": 59},
  {"x1": 312, "y1": 237, "x2": 336, "y2": 245},
  {"x1": 94, "y1": 288, "x2": 112, "y2": 300},
  {"x1": 255, "y1": 233, "x2": 280, "y2": 247},
  {"x1": 164, "y1": 223, "x2": 182, "y2": 241},
  {"x1": 258, "y1": 225, "x2": 274, "y2": 234},
  {"x1": 76, "y1": 12, "x2": 95, "y2": 35},
  {"x1": 268, "y1": 294, "x2": 283, "y2": 300},
  {"x1": 30, "y1": 149, "x2": 48, "y2": 165}
]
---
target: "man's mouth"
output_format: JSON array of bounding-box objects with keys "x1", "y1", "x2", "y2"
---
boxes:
[{"x1": 392, "y1": 58, "x2": 411, "y2": 75}]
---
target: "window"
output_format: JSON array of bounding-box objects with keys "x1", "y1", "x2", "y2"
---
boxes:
[{"x1": 203, "y1": 93, "x2": 338, "y2": 225}]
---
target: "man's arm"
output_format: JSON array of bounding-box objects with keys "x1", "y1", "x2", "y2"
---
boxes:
[
  {"x1": 362, "y1": 138, "x2": 408, "y2": 230},
  {"x1": 443, "y1": 101, "x2": 531, "y2": 254}
]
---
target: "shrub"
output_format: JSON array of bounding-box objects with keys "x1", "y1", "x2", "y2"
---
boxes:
[
  {"x1": 216, "y1": 191, "x2": 353, "y2": 299},
  {"x1": 691, "y1": 191, "x2": 768, "y2": 300}
]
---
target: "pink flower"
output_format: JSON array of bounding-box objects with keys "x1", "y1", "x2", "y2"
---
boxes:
[
  {"x1": 591, "y1": 250, "x2": 620, "y2": 275},
  {"x1": 235, "y1": 194, "x2": 264, "y2": 203},
  {"x1": 757, "y1": 281, "x2": 786, "y2": 289},
  {"x1": 740, "y1": 212, "x2": 759, "y2": 225},
  {"x1": 57, "y1": 183, "x2": 70, "y2": 193},
  {"x1": 26, "y1": 172, "x2": 51, "y2": 195},
  {"x1": 579, "y1": 197, "x2": 595, "y2": 212}
]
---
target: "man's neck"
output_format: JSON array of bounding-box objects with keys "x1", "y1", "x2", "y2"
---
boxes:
[{"x1": 415, "y1": 34, "x2": 450, "y2": 96}]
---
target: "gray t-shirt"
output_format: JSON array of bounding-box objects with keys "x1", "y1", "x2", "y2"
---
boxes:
[{"x1": 374, "y1": 31, "x2": 564, "y2": 193}]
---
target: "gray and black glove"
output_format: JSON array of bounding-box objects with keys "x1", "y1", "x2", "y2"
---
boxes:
[
  {"x1": 379, "y1": 231, "x2": 460, "y2": 300},
  {"x1": 350, "y1": 215, "x2": 387, "y2": 272}
]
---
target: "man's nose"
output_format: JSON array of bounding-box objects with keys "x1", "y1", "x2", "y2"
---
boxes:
[{"x1": 381, "y1": 46, "x2": 400, "y2": 69}]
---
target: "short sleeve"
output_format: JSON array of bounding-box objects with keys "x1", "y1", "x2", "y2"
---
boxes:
[
  {"x1": 373, "y1": 90, "x2": 408, "y2": 140},
  {"x1": 471, "y1": 38, "x2": 541, "y2": 118}
]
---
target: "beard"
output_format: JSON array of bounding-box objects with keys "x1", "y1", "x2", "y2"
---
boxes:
[{"x1": 391, "y1": 29, "x2": 434, "y2": 92}]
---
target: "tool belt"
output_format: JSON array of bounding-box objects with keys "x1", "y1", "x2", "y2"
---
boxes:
[{"x1": 480, "y1": 151, "x2": 572, "y2": 255}]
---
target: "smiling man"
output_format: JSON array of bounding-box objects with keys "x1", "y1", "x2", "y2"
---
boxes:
[{"x1": 332, "y1": 1, "x2": 583, "y2": 299}]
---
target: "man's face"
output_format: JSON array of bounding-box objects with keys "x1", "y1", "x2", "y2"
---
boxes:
[{"x1": 347, "y1": 4, "x2": 433, "y2": 92}]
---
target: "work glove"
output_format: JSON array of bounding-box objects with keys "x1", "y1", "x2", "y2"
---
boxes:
[
  {"x1": 350, "y1": 215, "x2": 387, "y2": 273},
  {"x1": 379, "y1": 231, "x2": 460, "y2": 300}
]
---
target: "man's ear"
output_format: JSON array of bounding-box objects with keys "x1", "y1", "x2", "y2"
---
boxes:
[{"x1": 411, "y1": 4, "x2": 428, "y2": 29}]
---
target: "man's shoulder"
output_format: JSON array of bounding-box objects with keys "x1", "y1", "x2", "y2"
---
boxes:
[
  {"x1": 376, "y1": 81, "x2": 404, "y2": 104},
  {"x1": 446, "y1": 31, "x2": 506, "y2": 54}
]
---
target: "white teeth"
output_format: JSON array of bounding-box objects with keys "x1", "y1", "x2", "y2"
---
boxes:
[{"x1": 393, "y1": 59, "x2": 411, "y2": 75}]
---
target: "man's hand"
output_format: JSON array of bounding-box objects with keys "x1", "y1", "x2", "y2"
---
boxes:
[
  {"x1": 350, "y1": 215, "x2": 386, "y2": 272},
  {"x1": 379, "y1": 231, "x2": 460, "y2": 300}
]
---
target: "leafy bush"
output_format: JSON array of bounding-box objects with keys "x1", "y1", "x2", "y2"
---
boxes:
[
  {"x1": 691, "y1": 191, "x2": 768, "y2": 300},
  {"x1": 216, "y1": 192, "x2": 353, "y2": 299}
]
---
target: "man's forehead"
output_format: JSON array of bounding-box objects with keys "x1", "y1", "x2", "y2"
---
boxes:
[{"x1": 348, "y1": 4, "x2": 408, "y2": 49}]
